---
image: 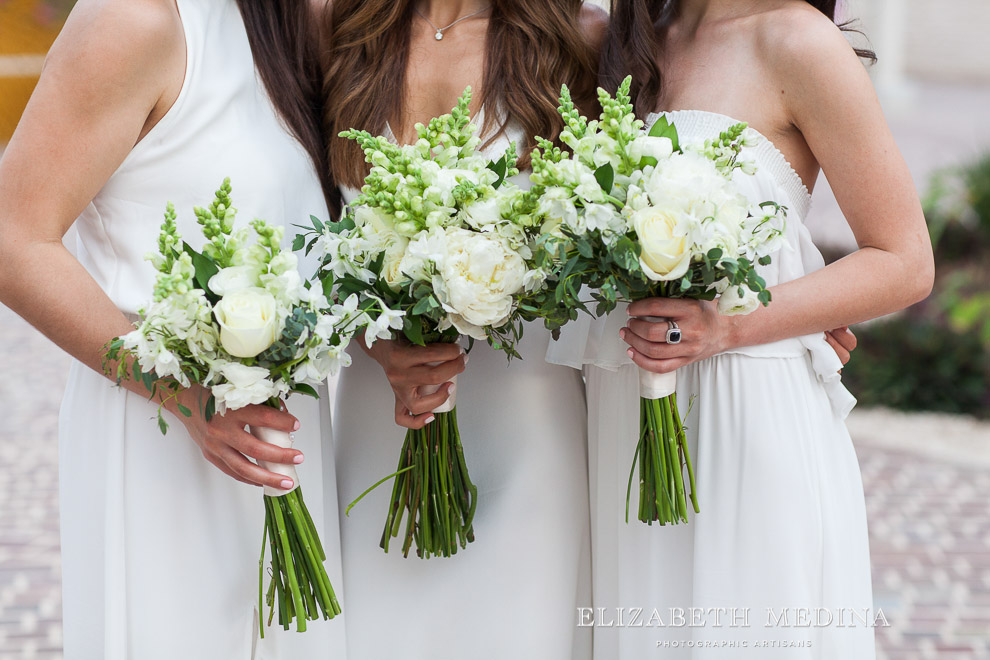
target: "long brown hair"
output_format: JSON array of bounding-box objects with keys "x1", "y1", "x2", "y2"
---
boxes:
[
  {"x1": 324, "y1": 0, "x2": 599, "y2": 190},
  {"x1": 234, "y1": 0, "x2": 342, "y2": 218},
  {"x1": 601, "y1": 0, "x2": 877, "y2": 117}
]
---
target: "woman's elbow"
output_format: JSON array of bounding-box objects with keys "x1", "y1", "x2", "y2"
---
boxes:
[{"x1": 905, "y1": 247, "x2": 935, "y2": 306}]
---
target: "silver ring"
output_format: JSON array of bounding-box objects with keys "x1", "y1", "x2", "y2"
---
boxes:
[{"x1": 666, "y1": 320, "x2": 682, "y2": 344}]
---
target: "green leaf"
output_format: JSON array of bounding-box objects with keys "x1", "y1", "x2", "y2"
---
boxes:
[
  {"x1": 292, "y1": 234, "x2": 306, "y2": 251},
  {"x1": 487, "y1": 156, "x2": 508, "y2": 188},
  {"x1": 648, "y1": 115, "x2": 680, "y2": 152},
  {"x1": 759, "y1": 255, "x2": 772, "y2": 266},
  {"x1": 176, "y1": 403, "x2": 192, "y2": 418},
  {"x1": 310, "y1": 215, "x2": 325, "y2": 234},
  {"x1": 758, "y1": 290, "x2": 772, "y2": 305},
  {"x1": 204, "y1": 395, "x2": 216, "y2": 422},
  {"x1": 403, "y1": 316, "x2": 425, "y2": 346},
  {"x1": 182, "y1": 242, "x2": 220, "y2": 294},
  {"x1": 411, "y1": 296, "x2": 434, "y2": 316},
  {"x1": 292, "y1": 384, "x2": 320, "y2": 399},
  {"x1": 594, "y1": 163, "x2": 614, "y2": 194},
  {"x1": 157, "y1": 413, "x2": 169, "y2": 435}
]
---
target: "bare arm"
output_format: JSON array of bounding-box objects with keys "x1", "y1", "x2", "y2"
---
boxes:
[
  {"x1": 0, "y1": 0, "x2": 304, "y2": 487},
  {"x1": 622, "y1": 15, "x2": 933, "y2": 372}
]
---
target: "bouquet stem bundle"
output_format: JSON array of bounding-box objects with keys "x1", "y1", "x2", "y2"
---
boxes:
[
  {"x1": 381, "y1": 409, "x2": 478, "y2": 558},
  {"x1": 260, "y1": 487, "x2": 341, "y2": 633},
  {"x1": 629, "y1": 391, "x2": 699, "y2": 525}
]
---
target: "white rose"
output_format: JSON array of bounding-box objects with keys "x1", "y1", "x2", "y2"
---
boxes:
[
  {"x1": 631, "y1": 207, "x2": 693, "y2": 281},
  {"x1": 717, "y1": 285, "x2": 761, "y2": 316},
  {"x1": 209, "y1": 265, "x2": 262, "y2": 296},
  {"x1": 463, "y1": 198, "x2": 502, "y2": 230},
  {"x1": 214, "y1": 287, "x2": 280, "y2": 358},
  {"x1": 382, "y1": 236, "x2": 410, "y2": 290},
  {"x1": 210, "y1": 361, "x2": 280, "y2": 412},
  {"x1": 629, "y1": 136, "x2": 674, "y2": 164}
]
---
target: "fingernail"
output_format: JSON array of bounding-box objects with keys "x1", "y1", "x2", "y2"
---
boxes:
[
  {"x1": 292, "y1": 420, "x2": 300, "y2": 431},
  {"x1": 619, "y1": 328, "x2": 627, "y2": 339},
  {"x1": 425, "y1": 415, "x2": 435, "y2": 425},
  {"x1": 280, "y1": 479, "x2": 294, "y2": 489},
  {"x1": 626, "y1": 349, "x2": 634, "y2": 358},
  {"x1": 293, "y1": 454, "x2": 305, "y2": 465}
]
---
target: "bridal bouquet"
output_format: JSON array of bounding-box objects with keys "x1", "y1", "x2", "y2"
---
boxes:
[
  {"x1": 529, "y1": 78, "x2": 787, "y2": 525},
  {"x1": 105, "y1": 179, "x2": 364, "y2": 633},
  {"x1": 300, "y1": 90, "x2": 551, "y2": 558}
]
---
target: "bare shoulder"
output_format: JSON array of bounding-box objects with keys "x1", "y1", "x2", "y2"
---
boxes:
[
  {"x1": 580, "y1": 2, "x2": 610, "y2": 52},
  {"x1": 48, "y1": 0, "x2": 183, "y2": 77},
  {"x1": 752, "y1": 2, "x2": 864, "y2": 84}
]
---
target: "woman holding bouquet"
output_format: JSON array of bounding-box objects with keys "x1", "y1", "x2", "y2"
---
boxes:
[
  {"x1": 0, "y1": 0, "x2": 347, "y2": 657},
  {"x1": 322, "y1": 1, "x2": 606, "y2": 657},
  {"x1": 548, "y1": 0, "x2": 933, "y2": 657}
]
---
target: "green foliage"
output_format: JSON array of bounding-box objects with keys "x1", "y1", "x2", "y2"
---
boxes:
[
  {"x1": 843, "y1": 315, "x2": 990, "y2": 418},
  {"x1": 924, "y1": 152, "x2": 990, "y2": 261}
]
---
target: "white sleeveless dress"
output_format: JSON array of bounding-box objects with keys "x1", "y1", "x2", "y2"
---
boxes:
[
  {"x1": 334, "y1": 111, "x2": 593, "y2": 660},
  {"x1": 58, "y1": 2, "x2": 347, "y2": 658},
  {"x1": 548, "y1": 111, "x2": 875, "y2": 659}
]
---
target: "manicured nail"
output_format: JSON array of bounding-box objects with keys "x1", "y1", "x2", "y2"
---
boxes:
[
  {"x1": 425, "y1": 415, "x2": 435, "y2": 425},
  {"x1": 619, "y1": 328, "x2": 627, "y2": 339},
  {"x1": 627, "y1": 349, "x2": 634, "y2": 358},
  {"x1": 293, "y1": 454, "x2": 305, "y2": 465},
  {"x1": 280, "y1": 479, "x2": 294, "y2": 489},
  {"x1": 292, "y1": 420, "x2": 300, "y2": 431}
]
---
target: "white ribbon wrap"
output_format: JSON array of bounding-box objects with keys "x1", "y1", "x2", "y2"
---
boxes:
[
  {"x1": 420, "y1": 350, "x2": 463, "y2": 414},
  {"x1": 251, "y1": 425, "x2": 301, "y2": 497},
  {"x1": 639, "y1": 368, "x2": 677, "y2": 400},
  {"x1": 421, "y1": 374, "x2": 458, "y2": 414},
  {"x1": 638, "y1": 316, "x2": 677, "y2": 399}
]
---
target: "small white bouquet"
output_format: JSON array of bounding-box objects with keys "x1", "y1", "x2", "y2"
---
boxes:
[
  {"x1": 300, "y1": 90, "x2": 553, "y2": 559},
  {"x1": 529, "y1": 79, "x2": 787, "y2": 525},
  {"x1": 105, "y1": 179, "x2": 364, "y2": 633}
]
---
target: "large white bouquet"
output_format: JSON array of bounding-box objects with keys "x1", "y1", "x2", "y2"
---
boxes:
[
  {"x1": 300, "y1": 90, "x2": 552, "y2": 559},
  {"x1": 105, "y1": 179, "x2": 364, "y2": 633},
  {"x1": 529, "y1": 79, "x2": 787, "y2": 525}
]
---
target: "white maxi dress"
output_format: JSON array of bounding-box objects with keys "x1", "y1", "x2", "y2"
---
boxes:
[
  {"x1": 548, "y1": 110, "x2": 876, "y2": 660},
  {"x1": 334, "y1": 113, "x2": 593, "y2": 660},
  {"x1": 57, "y1": 1, "x2": 347, "y2": 657}
]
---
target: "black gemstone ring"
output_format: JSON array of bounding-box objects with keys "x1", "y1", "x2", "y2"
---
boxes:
[{"x1": 666, "y1": 320, "x2": 682, "y2": 345}]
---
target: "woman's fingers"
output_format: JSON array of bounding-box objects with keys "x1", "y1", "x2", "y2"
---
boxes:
[
  {"x1": 626, "y1": 317, "x2": 685, "y2": 344},
  {"x1": 408, "y1": 382, "x2": 454, "y2": 415},
  {"x1": 394, "y1": 399, "x2": 436, "y2": 430},
  {"x1": 620, "y1": 327, "x2": 686, "y2": 360},
  {"x1": 235, "y1": 404, "x2": 300, "y2": 434},
  {"x1": 626, "y1": 348, "x2": 690, "y2": 374},
  {"x1": 825, "y1": 331, "x2": 851, "y2": 365},
  {"x1": 228, "y1": 428, "x2": 303, "y2": 465},
  {"x1": 206, "y1": 453, "x2": 257, "y2": 486},
  {"x1": 219, "y1": 446, "x2": 295, "y2": 491},
  {"x1": 828, "y1": 326, "x2": 858, "y2": 352},
  {"x1": 391, "y1": 342, "x2": 463, "y2": 369}
]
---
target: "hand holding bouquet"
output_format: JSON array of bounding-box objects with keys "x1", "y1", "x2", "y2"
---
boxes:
[
  {"x1": 105, "y1": 179, "x2": 363, "y2": 633},
  {"x1": 529, "y1": 78, "x2": 787, "y2": 525},
  {"x1": 301, "y1": 90, "x2": 553, "y2": 558}
]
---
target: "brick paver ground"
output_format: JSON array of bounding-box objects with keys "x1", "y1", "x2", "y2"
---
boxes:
[{"x1": 2, "y1": 298, "x2": 990, "y2": 659}]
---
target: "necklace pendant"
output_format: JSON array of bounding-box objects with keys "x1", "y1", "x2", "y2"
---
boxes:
[{"x1": 435, "y1": 30, "x2": 444, "y2": 40}]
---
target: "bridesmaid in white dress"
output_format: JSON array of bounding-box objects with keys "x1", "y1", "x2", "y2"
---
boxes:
[
  {"x1": 0, "y1": 1, "x2": 347, "y2": 657},
  {"x1": 549, "y1": 1, "x2": 933, "y2": 658},
  {"x1": 321, "y1": 1, "x2": 606, "y2": 658}
]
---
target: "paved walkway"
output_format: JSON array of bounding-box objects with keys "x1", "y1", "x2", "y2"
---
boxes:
[{"x1": 2, "y1": 302, "x2": 990, "y2": 660}]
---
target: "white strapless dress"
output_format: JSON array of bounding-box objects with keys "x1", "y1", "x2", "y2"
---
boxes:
[
  {"x1": 58, "y1": 1, "x2": 346, "y2": 657},
  {"x1": 334, "y1": 111, "x2": 592, "y2": 660},
  {"x1": 549, "y1": 111, "x2": 875, "y2": 659}
]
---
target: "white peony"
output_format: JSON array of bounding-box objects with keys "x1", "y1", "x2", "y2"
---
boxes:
[
  {"x1": 717, "y1": 285, "x2": 761, "y2": 316},
  {"x1": 214, "y1": 287, "x2": 280, "y2": 358},
  {"x1": 210, "y1": 361, "x2": 281, "y2": 412},
  {"x1": 420, "y1": 228, "x2": 527, "y2": 339}
]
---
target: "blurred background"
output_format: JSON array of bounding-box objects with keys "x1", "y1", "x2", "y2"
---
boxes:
[{"x1": 1, "y1": 0, "x2": 988, "y2": 658}]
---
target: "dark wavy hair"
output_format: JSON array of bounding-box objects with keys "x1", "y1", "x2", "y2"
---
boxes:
[
  {"x1": 323, "y1": 0, "x2": 599, "y2": 190},
  {"x1": 234, "y1": 1, "x2": 341, "y2": 218},
  {"x1": 601, "y1": 0, "x2": 877, "y2": 116}
]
